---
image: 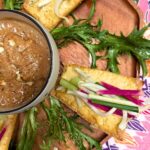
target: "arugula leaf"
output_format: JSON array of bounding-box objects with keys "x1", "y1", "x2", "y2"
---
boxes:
[
  {"x1": 63, "y1": 114, "x2": 101, "y2": 150},
  {"x1": 107, "y1": 48, "x2": 120, "y2": 73},
  {"x1": 51, "y1": 0, "x2": 150, "y2": 76},
  {"x1": 4, "y1": 0, "x2": 23, "y2": 10},
  {"x1": 52, "y1": 21, "x2": 103, "y2": 68},
  {"x1": 41, "y1": 97, "x2": 65, "y2": 144},
  {"x1": 40, "y1": 96, "x2": 101, "y2": 150},
  {"x1": 86, "y1": 0, "x2": 96, "y2": 22},
  {"x1": 52, "y1": 19, "x2": 150, "y2": 76},
  {"x1": 17, "y1": 107, "x2": 38, "y2": 150}
]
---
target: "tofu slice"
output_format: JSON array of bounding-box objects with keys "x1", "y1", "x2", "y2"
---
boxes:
[
  {"x1": 54, "y1": 65, "x2": 143, "y2": 140},
  {"x1": 0, "y1": 115, "x2": 17, "y2": 150},
  {"x1": 23, "y1": 0, "x2": 84, "y2": 30}
]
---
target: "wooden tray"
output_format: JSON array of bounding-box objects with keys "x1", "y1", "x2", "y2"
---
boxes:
[{"x1": 0, "y1": 0, "x2": 144, "y2": 149}]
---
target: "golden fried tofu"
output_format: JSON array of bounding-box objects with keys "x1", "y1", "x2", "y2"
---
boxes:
[
  {"x1": 0, "y1": 115, "x2": 17, "y2": 150},
  {"x1": 23, "y1": 0, "x2": 84, "y2": 30},
  {"x1": 54, "y1": 65, "x2": 142, "y2": 140}
]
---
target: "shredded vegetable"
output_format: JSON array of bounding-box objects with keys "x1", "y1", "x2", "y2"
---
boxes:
[
  {"x1": 90, "y1": 98, "x2": 139, "y2": 112},
  {"x1": 119, "y1": 111, "x2": 128, "y2": 130},
  {"x1": 0, "y1": 127, "x2": 6, "y2": 140},
  {"x1": 60, "y1": 78, "x2": 77, "y2": 91},
  {"x1": 88, "y1": 100, "x2": 135, "y2": 118},
  {"x1": 98, "y1": 82, "x2": 143, "y2": 105},
  {"x1": 54, "y1": 0, "x2": 69, "y2": 23},
  {"x1": 89, "y1": 94, "x2": 137, "y2": 107},
  {"x1": 38, "y1": 0, "x2": 51, "y2": 8}
]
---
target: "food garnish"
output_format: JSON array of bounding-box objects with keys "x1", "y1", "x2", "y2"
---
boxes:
[
  {"x1": 4, "y1": 0, "x2": 23, "y2": 10},
  {"x1": 57, "y1": 67, "x2": 150, "y2": 130},
  {"x1": 17, "y1": 107, "x2": 38, "y2": 150},
  {"x1": 52, "y1": 16, "x2": 150, "y2": 76},
  {"x1": 38, "y1": 0, "x2": 51, "y2": 8},
  {"x1": 0, "y1": 127, "x2": 6, "y2": 140},
  {"x1": 3, "y1": 0, "x2": 150, "y2": 149},
  {"x1": 54, "y1": 0, "x2": 69, "y2": 23},
  {"x1": 41, "y1": 96, "x2": 101, "y2": 150},
  {"x1": 17, "y1": 97, "x2": 101, "y2": 150}
]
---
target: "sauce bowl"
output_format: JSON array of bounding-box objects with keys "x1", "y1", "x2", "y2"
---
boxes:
[{"x1": 0, "y1": 10, "x2": 59, "y2": 114}]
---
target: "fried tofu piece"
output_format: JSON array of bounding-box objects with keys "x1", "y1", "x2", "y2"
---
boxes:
[
  {"x1": 54, "y1": 65, "x2": 142, "y2": 139},
  {"x1": 0, "y1": 115, "x2": 17, "y2": 150},
  {"x1": 23, "y1": 0, "x2": 84, "y2": 30}
]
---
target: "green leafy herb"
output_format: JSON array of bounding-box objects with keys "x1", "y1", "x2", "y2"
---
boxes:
[
  {"x1": 17, "y1": 107, "x2": 38, "y2": 150},
  {"x1": 40, "y1": 96, "x2": 101, "y2": 150},
  {"x1": 40, "y1": 97, "x2": 66, "y2": 148},
  {"x1": 86, "y1": 0, "x2": 96, "y2": 22},
  {"x1": 52, "y1": 11, "x2": 150, "y2": 76},
  {"x1": 107, "y1": 48, "x2": 119, "y2": 73},
  {"x1": 4, "y1": 0, "x2": 23, "y2": 10},
  {"x1": 52, "y1": 21, "x2": 101, "y2": 68}
]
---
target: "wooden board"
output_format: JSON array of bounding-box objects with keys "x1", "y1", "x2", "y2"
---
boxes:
[{"x1": 0, "y1": 0, "x2": 144, "y2": 149}]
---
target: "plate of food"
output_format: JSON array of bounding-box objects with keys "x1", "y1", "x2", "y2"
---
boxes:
[{"x1": 0, "y1": 0, "x2": 150, "y2": 150}]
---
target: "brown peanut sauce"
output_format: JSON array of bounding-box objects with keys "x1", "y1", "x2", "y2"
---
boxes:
[{"x1": 0, "y1": 19, "x2": 50, "y2": 108}]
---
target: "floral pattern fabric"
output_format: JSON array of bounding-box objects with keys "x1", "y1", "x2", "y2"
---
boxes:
[{"x1": 102, "y1": 1, "x2": 150, "y2": 149}]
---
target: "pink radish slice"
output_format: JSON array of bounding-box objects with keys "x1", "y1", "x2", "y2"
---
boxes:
[
  {"x1": 98, "y1": 82, "x2": 143, "y2": 106},
  {"x1": 0, "y1": 127, "x2": 6, "y2": 140},
  {"x1": 100, "y1": 82, "x2": 140, "y2": 95},
  {"x1": 97, "y1": 89, "x2": 140, "y2": 96}
]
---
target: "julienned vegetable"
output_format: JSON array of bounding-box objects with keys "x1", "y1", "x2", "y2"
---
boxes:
[
  {"x1": 52, "y1": 13, "x2": 150, "y2": 76},
  {"x1": 59, "y1": 67, "x2": 150, "y2": 116},
  {"x1": 98, "y1": 90, "x2": 143, "y2": 105},
  {"x1": 60, "y1": 78, "x2": 77, "y2": 91},
  {"x1": 17, "y1": 107, "x2": 38, "y2": 150},
  {"x1": 60, "y1": 78, "x2": 140, "y2": 113},
  {"x1": 98, "y1": 82, "x2": 143, "y2": 105},
  {"x1": 0, "y1": 127, "x2": 6, "y2": 140},
  {"x1": 88, "y1": 100, "x2": 135, "y2": 117},
  {"x1": 90, "y1": 97, "x2": 139, "y2": 112},
  {"x1": 59, "y1": 77, "x2": 141, "y2": 129},
  {"x1": 100, "y1": 82, "x2": 140, "y2": 95},
  {"x1": 58, "y1": 67, "x2": 148, "y2": 130}
]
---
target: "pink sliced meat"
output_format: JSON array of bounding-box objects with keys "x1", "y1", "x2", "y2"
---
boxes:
[
  {"x1": 59, "y1": 0, "x2": 137, "y2": 77},
  {"x1": 96, "y1": 51, "x2": 107, "y2": 70},
  {"x1": 59, "y1": 41, "x2": 90, "y2": 67}
]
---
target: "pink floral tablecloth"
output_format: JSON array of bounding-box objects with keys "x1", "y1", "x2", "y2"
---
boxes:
[{"x1": 102, "y1": 1, "x2": 150, "y2": 149}]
